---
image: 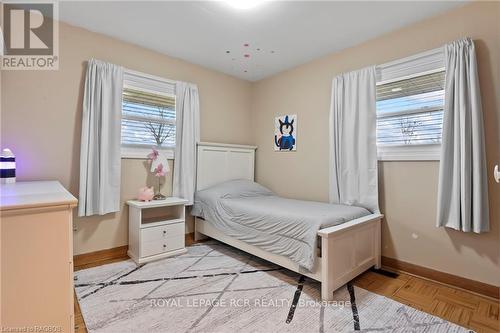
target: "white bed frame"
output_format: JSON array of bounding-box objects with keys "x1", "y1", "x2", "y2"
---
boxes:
[{"x1": 194, "y1": 142, "x2": 383, "y2": 301}]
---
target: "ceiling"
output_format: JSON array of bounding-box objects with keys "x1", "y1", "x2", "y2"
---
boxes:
[{"x1": 59, "y1": 1, "x2": 467, "y2": 81}]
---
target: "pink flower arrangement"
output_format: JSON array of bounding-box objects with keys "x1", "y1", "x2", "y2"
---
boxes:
[
  {"x1": 147, "y1": 147, "x2": 159, "y2": 161},
  {"x1": 154, "y1": 163, "x2": 166, "y2": 177},
  {"x1": 147, "y1": 147, "x2": 169, "y2": 200}
]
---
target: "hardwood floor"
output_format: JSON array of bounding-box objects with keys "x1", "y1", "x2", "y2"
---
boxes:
[
  {"x1": 74, "y1": 240, "x2": 499, "y2": 333},
  {"x1": 353, "y1": 270, "x2": 499, "y2": 333}
]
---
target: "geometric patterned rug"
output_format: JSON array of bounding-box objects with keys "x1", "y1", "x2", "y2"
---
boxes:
[{"x1": 74, "y1": 241, "x2": 471, "y2": 333}]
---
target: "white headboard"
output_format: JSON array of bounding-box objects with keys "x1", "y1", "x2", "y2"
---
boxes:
[{"x1": 196, "y1": 142, "x2": 257, "y2": 191}]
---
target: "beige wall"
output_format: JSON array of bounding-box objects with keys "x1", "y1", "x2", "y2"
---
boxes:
[
  {"x1": 1, "y1": 2, "x2": 498, "y2": 286},
  {"x1": 1, "y1": 22, "x2": 253, "y2": 255},
  {"x1": 251, "y1": 2, "x2": 500, "y2": 286}
]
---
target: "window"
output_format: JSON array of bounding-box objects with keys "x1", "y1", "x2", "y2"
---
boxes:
[
  {"x1": 121, "y1": 71, "x2": 176, "y2": 159},
  {"x1": 376, "y1": 48, "x2": 445, "y2": 161}
]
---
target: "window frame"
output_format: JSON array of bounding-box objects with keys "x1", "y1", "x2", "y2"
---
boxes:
[
  {"x1": 121, "y1": 70, "x2": 176, "y2": 160},
  {"x1": 375, "y1": 48, "x2": 445, "y2": 161}
]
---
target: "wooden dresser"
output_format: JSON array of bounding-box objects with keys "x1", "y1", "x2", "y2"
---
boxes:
[{"x1": 0, "y1": 181, "x2": 77, "y2": 332}]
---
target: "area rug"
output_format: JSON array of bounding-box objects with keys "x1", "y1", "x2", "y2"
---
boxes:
[{"x1": 75, "y1": 241, "x2": 470, "y2": 333}]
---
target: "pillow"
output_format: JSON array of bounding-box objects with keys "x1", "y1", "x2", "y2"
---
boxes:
[{"x1": 195, "y1": 179, "x2": 274, "y2": 206}]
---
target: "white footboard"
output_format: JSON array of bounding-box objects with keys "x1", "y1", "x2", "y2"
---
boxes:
[{"x1": 318, "y1": 214, "x2": 383, "y2": 301}]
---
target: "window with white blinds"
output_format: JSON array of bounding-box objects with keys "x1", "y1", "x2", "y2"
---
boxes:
[
  {"x1": 376, "y1": 70, "x2": 445, "y2": 146},
  {"x1": 376, "y1": 47, "x2": 445, "y2": 160},
  {"x1": 121, "y1": 71, "x2": 176, "y2": 158}
]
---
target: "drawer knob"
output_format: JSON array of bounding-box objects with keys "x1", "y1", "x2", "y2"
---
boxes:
[
  {"x1": 163, "y1": 244, "x2": 166, "y2": 248},
  {"x1": 163, "y1": 230, "x2": 167, "y2": 235}
]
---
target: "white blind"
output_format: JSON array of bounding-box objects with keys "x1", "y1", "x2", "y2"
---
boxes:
[
  {"x1": 121, "y1": 71, "x2": 176, "y2": 148},
  {"x1": 376, "y1": 70, "x2": 445, "y2": 146}
]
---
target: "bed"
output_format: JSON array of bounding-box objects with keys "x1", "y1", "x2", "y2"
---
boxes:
[{"x1": 193, "y1": 142, "x2": 383, "y2": 301}]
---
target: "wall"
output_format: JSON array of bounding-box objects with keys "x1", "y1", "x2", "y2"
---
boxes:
[
  {"x1": 1, "y1": 22, "x2": 253, "y2": 255},
  {"x1": 251, "y1": 2, "x2": 500, "y2": 286}
]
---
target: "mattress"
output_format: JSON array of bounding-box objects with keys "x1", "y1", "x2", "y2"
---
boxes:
[{"x1": 192, "y1": 180, "x2": 371, "y2": 271}]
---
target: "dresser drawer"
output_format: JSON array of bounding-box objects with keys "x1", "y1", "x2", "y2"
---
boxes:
[{"x1": 141, "y1": 222, "x2": 184, "y2": 242}]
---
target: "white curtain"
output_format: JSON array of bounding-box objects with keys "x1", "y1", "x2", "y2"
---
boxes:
[
  {"x1": 78, "y1": 59, "x2": 124, "y2": 217},
  {"x1": 437, "y1": 38, "x2": 489, "y2": 233},
  {"x1": 173, "y1": 82, "x2": 200, "y2": 205},
  {"x1": 329, "y1": 66, "x2": 379, "y2": 213}
]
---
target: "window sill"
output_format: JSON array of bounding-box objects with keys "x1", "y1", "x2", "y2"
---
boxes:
[
  {"x1": 121, "y1": 146, "x2": 175, "y2": 160},
  {"x1": 377, "y1": 144, "x2": 441, "y2": 161}
]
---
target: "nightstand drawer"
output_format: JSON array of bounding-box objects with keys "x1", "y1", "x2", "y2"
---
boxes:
[
  {"x1": 141, "y1": 236, "x2": 185, "y2": 257},
  {"x1": 141, "y1": 223, "x2": 184, "y2": 243}
]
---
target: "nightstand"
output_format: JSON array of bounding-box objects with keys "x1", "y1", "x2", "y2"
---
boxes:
[{"x1": 127, "y1": 197, "x2": 188, "y2": 264}]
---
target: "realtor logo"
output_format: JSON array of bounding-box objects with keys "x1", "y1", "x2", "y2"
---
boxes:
[{"x1": 1, "y1": 1, "x2": 59, "y2": 70}]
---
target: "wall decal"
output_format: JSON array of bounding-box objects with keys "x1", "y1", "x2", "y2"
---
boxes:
[{"x1": 274, "y1": 115, "x2": 297, "y2": 151}]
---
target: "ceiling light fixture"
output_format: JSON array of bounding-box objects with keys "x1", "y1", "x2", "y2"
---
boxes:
[{"x1": 224, "y1": 0, "x2": 267, "y2": 10}]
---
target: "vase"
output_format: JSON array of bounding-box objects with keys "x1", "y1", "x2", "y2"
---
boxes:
[{"x1": 153, "y1": 177, "x2": 166, "y2": 200}]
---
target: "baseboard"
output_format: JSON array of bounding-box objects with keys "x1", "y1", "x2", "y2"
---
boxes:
[
  {"x1": 382, "y1": 256, "x2": 499, "y2": 299},
  {"x1": 74, "y1": 233, "x2": 197, "y2": 267},
  {"x1": 74, "y1": 245, "x2": 129, "y2": 267}
]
